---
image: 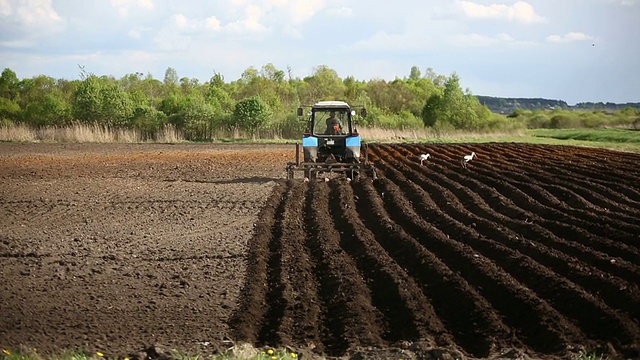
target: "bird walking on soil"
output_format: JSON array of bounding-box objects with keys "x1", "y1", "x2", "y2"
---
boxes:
[
  {"x1": 462, "y1": 151, "x2": 477, "y2": 168},
  {"x1": 419, "y1": 153, "x2": 431, "y2": 166}
]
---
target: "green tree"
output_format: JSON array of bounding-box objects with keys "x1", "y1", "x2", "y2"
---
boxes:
[
  {"x1": 366, "y1": 79, "x2": 391, "y2": 112},
  {"x1": 421, "y1": 93, "x2": 442, "y2": 128},
  {"x1": 73, "y1": 75, "x2": 133, "y2": 126},
  {"x1": 164, "y1": 67, "x2": 178, "y2": 87},
  {"x1": 405, "y1": 77, "x2": 438, "y2": 117},
  {"x1": 0, "y1": 68, "x2": 20, "y2": 100},
  {"x1": 233, "y1": 64, "x2": 289, "y2": 116},
  {"x1": 421, "y1": 73, "x2": 491, "y2": 130},
  {"x1": 161, "y1": 92, "x2": 218, "y2": 140},
  {"x1": 300, "y1": 65, "x2": 345, "y2": 103},
  {"x1": 181, "y1": 95, "x2": 216, "y2": 140},
  {"x1": 0, "y1": 97, "x2": 20, "y2": 124},
  {"x1": 17, "y1": 75, "x2": 73, "y2": 126},
  {"x1": 409, "y1": 66, "x2": 421, "y2": 81},
  {"x1": 22, "y1": 93, "x2": 71, "y2": 126},
  {"x1": 0, "y1": 68, "x2": 21, "y2": 123},
  {"x1": 232, "y1": 96, "x2": 272, "y2": 136},
  {"x1": 207, "y1": 72, "x2": 234, "y2": 114},
  {"x1": 131, "y1": 105, "x2": 168, "y2": 140},
  {"x1": 425, "y1": 67, "x2": 446, "y2": 87}
]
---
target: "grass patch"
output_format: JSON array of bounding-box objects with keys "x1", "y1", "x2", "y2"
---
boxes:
[
  {"x1": 359, "y1": 127, "x2": 640, "y2": 153},
  {"x1": 570, "y1": 350, "x2": 612, "y2": 360},
  {"x1": 1, "y1": 345, "x2": 302, "y2": 360},
  {"x1": 532, "y1": 128, "x2": 640, "y2": 143}
]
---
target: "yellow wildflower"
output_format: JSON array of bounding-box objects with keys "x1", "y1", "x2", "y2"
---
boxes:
[
  {"x1": 291, "y1": 353, "x2": 297, "y2": 358},
  {"x1": 2, "y1": 349, "x2": 11, "y2": 355},
  {"x1": 96, "y1": 352, "x2": 104, "y2": 357},
  {"x1": 267, "y1": 349, "x2": 274, "y2": 355},
  {"x1": 271, "y1": 356, "x2": 277, "y2": 360}
]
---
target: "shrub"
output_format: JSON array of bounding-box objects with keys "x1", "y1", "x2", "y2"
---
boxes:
[
  {"x1": 528, "y1": 113, "x2": 551, "y2": 128},
  {"x1": 549, "y1": 113, "x2": 580, "y2": 128}
]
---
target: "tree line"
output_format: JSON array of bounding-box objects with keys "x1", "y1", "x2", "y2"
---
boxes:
[{"x1": 1, "y1": 64, "x2": 636, "y2": 141}]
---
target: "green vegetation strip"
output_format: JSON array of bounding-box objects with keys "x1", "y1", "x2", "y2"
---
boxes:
[{"x1": 532, "y1": 128, "x2": 640, "y2": 143}]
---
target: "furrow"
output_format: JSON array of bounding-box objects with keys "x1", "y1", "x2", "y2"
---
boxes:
[
  {"x1": 389, "y1": 144, "x2": 640, "y2": 281},
  {"x1": 348, "y1": 179, "x2": 510, "y2": 356},
  {"x1": 230, "y1": 181, "x2": 289, "y2": 345},
  {"x1": 371, "y1": 145, "x2": 640, "y2": 332},
  {"x1": 331, "y1": 179, "x2": 453, "y2": 346},
  {"x1": 273, "y1": 180, "x2": 322, "y2": 349},
  {"x1": 303, "y1": 181, "x2": 384, "y2": 355},
  {"x1": 372, "y1": 173, "x2": 587, "y2": 355}
]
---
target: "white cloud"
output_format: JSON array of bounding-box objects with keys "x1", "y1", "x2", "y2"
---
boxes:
[
  {"x1": 0, "y1": 0, "x2": 65, "y2": 46},
  {"x1": 153, "y1": 7, "x2": 271, "y2": 53},
  {"x1": 327, "y1": 5, "x2": 352, "y2": 17},
  {"x1": 242, "y1": 4, "x2": 265, "y2": 31},
  {"x1": 11, "y1": 0, "x2": 63, "y2": 26},
  {"x1": 170, "y1": 13, "x2": 227, "y2": 33},
  {"x1": 171, "y1": 5, "x2": 270, "y2": 35},
  {"x1": 232, "y1": 0, "x2": 327, "y2": 26},
  {"x1": 173, "y1": 14, "x2": 191, "y2": 29},
  {"x1": 111, "y1": 0, "x2": 154, "y2": 17},
  {"x1": 288, "y1": 0, "x2": 326, "y2": 24},
  {"x1": 265, "y1": 0, "x2": 287, "y2": 6},
  {"x1": 0, "y1": 0, "x2": 12, "y2": 16},
  {"x1": 608, "y1": 0, "x2": 637, "y2": 6},
  {"x1": 458, "y1": 0, "x2": 545, "y2": 24},
  {"x1": 206, "y1": 16, "x2": 222, "y2": 30},
  {"x1": 546, "y1": 32, "x2": 594, "y2": 43}
]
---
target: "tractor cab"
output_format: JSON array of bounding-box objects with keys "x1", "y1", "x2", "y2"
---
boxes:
[
  {"x1": 309, "y1": 108, "x2": 349, "y2": 136},
  {"x1": 296, "y1": 101, "x2": 367, "y2": 164}
]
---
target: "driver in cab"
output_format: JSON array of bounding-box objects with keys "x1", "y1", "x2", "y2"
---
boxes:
[{"x1": 325, "y1": 111, "x2": 343, "y2": 135}]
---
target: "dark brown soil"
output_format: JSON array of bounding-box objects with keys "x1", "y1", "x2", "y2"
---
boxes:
[{"x1": 1, "y1": 142, "x2": 639, "y2": 360}]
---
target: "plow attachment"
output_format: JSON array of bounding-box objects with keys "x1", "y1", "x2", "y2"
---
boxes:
[{"x1": 286, "y1": 143, "x2": 377, "y2": 180}]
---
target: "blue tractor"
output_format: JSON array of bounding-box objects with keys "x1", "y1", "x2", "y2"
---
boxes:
[{"x1": 286, "y1": 101, "x2": 376, "y2": 180}]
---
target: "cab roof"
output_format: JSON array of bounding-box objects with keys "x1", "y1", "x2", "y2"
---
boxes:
[{"x1": 312, "y1": 101, "x2": 351, "y2": 110}]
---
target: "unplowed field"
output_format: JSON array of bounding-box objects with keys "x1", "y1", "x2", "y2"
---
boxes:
[{"x1": 1, "y1": 142, "x2": 639, "y2": 360}]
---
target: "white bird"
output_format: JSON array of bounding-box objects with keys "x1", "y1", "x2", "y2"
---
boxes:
[
  {"x1": 462, "y1": 151, "x2": 477, "y2": 168},
  {"x1": 419, "y1": 153, "x2": 431, "y2": 166}
]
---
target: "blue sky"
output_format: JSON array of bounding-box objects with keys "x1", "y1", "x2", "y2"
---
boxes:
[{"x1": 1, "y1": 0, "x2": 639, "y2": 105}]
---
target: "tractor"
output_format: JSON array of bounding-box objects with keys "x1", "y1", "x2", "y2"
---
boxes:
[{"x1": 285, "y1": 100, "x2": 376, "y2": 180}]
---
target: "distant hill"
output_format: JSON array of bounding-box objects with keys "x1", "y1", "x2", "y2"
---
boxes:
[{"x1": 476, "y1": 95, "x2": 640, "y2": 114}]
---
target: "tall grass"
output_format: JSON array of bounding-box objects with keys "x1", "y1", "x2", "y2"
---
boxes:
[
  {"x1": 0, "y1": 123, "x2": 182, "y2": 143},
  {"x1": 359, "y1": 126, "x2": 526, "y2": 142},
  {"x1": 1, "y1": 123, "x2": 639, "y2": 152}
]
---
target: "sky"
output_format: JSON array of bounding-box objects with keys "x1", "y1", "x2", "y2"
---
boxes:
[{"x1": 1, "y1": 0, "x2": 639, "y2": 105}]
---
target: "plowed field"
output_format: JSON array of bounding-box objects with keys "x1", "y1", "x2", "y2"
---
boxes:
[{"x1": 1, "y1": 142, "x2": 639, "y2": 360}]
